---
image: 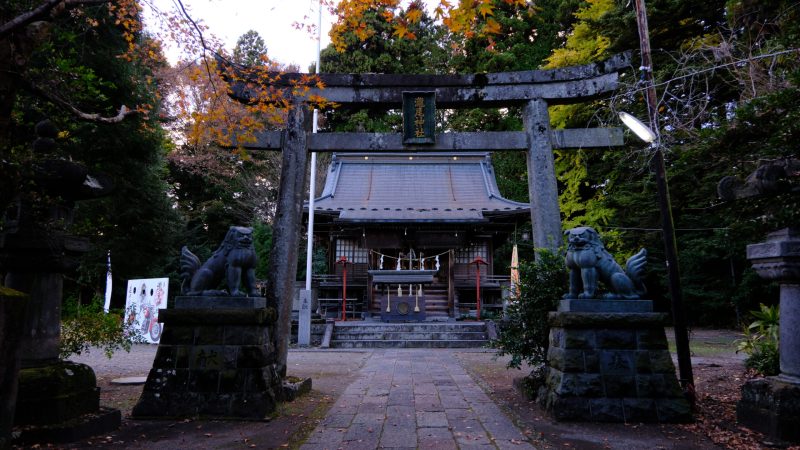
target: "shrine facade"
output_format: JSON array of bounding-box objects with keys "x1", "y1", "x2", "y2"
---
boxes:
[{"x1": 307, "y1": 152, "x2": 528, "y2": 320}]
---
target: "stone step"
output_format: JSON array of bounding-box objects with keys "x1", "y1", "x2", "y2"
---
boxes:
[
  {"x1": 330, "y1": 321, "x2": 489, "y2": 348},
  {"x1": 335, "y1": 322, "x2": 486, "y2": 332},
  {"x1": 423, "y1": 304, "x2": 449, "y2": 310},
  {"x1": 331, "y1": 339, "x2": 488, "y2": 349},
  {"x1": 332, "y1": 331, "x2": 487, "y2": 341}
]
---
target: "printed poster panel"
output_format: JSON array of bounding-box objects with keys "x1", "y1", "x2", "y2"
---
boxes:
[{"x1": 125, "y1": 278, "x2": 168, "y2": 344}]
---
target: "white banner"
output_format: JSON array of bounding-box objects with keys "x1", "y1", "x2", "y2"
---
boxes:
[
  {"x1": 103, "y1": 251, "x2": 112, "y2": 313},
  {"x1": 125, "y1": 278, "x2": 168, "y2": 344}
]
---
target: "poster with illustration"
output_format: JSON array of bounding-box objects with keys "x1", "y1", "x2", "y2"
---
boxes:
[{"x1": 125, "y1": 278, "x2": 168, "y2": 344}]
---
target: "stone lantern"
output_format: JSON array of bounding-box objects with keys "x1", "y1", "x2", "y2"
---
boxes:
[
  {"x1": 737, "y1": 228, "x2": 800, "y2": 444},
  {"x1": 0, "y1": 120, "x2": 118, "y2": 444}
]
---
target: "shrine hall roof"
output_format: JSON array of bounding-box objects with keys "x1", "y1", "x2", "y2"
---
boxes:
[{"x1": 309, "y1": 153, "x2": 530, "y2": 223}]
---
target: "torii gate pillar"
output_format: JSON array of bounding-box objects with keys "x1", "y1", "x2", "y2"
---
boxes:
[
  {"x1": 524, "y1": 99, "x2": 562, "y2": 254},
  {"x1": 268, "y1": 104, "x2": 310, "y2": 377}
]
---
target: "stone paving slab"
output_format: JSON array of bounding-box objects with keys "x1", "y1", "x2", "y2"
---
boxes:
[{"x1": 299, "y1": 349, "x2": 537, "y2": 449}]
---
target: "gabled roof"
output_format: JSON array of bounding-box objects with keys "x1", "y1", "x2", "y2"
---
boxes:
[{"x1": 309, "y1": 153, "x2": 529, "y2": 223}]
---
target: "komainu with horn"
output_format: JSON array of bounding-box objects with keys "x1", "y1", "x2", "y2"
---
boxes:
[{"x1": 564, "y1": 226, "x2": 647, "y2": 300}]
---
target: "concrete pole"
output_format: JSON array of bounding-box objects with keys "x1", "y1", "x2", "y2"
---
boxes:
[
  {"x1": 269, "y1": 104, "x2": 309, "y2": 377},
  {"x1": 299, "y1": 0, "x2": 324, "y2": 347},
  {"x1": 523, "y1": 98, "x2": 562, "y2": 254},
  {"x1": 633, "y1": 0, "x2": 695, "y2": 402}
]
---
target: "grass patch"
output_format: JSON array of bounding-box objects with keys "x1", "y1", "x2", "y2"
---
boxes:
[
  {"x1": 278, "y1": 390, "x2": 335, "y2": 450},
  {"x1": 665, "y1": 329, "x2": 742, "y2": 357}
]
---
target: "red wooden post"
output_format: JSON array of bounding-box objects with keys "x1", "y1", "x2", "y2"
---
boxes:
[
  {"x1": 471, "y1": 257, "x2": 488, "y2": 320},
  {"x1": 336, "y1": 256, "x2": 349, "y2": 321}
]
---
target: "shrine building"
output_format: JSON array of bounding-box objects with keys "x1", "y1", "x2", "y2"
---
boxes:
[{"x1": 306, "y1": 151, "x2": 528, "y2": 321}]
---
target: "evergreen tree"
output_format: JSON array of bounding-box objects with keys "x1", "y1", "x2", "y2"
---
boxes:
[{"x1": 232, "y1": 30, "x2": 269, "y2": 66}]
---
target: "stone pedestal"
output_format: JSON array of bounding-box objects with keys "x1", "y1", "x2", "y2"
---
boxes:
[
  {"x1": 737, "y1": 228, "x2": 800, "y2": 444},
  {"x1": 15, "y1": 361, "x2": 101, "y2": 424},
  {"x1": 132, "y1": 299, "x2": 282, "y2": 419},
  {"x1": 0, "y1": 288, "x2": 27, "y2": 450},
  {"x1": 541, "y1": 309, "x2": 691, "y2": 423},
  {"x1": 2, "y1": 230, "x2": 120, "y2": 444}
]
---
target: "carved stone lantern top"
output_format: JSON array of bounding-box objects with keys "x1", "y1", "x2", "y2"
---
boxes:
[{"x1": 746, "y1": 228, "x2": 800, "y2": 283}]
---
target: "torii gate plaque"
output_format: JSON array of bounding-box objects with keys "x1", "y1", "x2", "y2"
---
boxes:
[{"x1": 223, "y1": 52, "x2": 629, "y2": 375}]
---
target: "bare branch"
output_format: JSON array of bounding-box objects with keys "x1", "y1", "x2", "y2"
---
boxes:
[
  {"x1": 67, "y1": 104, "x2": 135, "y2": 123},
  {"x1": 22, "y1": 77, "x2": 137, "y2": 123},
  {"x1": 174, "y1": 0, "x2": 218, "y2": 94},
  {"x1": 0, "y1": 0, "x2": 110, "y2": 40}
]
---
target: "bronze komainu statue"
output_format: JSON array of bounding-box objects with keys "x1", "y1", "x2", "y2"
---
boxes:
[
  {"x1": 180, "y1": 226, "x2": 259, "y2": 296},
  {"x1": 564, "y1": 226, "x2": 647, "y2": 300}
]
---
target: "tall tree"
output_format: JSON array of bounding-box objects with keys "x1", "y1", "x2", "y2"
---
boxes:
[{"x1": 232, "y1": 29, "x2": 268, "y2": 66}]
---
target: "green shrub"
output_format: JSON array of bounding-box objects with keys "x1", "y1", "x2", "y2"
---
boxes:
[
  {"x1": 60, "y1": 295, "x2": 142, "y2": 359},
  {"x1": 735, "y1": 303, "x2": 780, "y2": 376},
  {"x1": 492, "y1": 249, "x2": 567, "y2": 387}
]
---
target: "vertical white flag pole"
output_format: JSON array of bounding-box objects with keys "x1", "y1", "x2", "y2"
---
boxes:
[
  {"x1": 103, "y1": 250, "x2": 112, "y2": 313},
  {"x1": 299, "y1": 0, "x2": 323, "y2": 346}
]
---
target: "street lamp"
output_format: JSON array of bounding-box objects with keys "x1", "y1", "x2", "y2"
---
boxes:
[
  {"x1": 619, "y1": 110, "x2": 695, "y2": 405},
  {"x1": 618, "y1": 111, "x2": 657, "y2": 143}
]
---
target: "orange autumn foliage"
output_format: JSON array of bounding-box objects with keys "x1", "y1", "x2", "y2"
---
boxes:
[{"x1": 324, "y1": 0, "x2": 528, "y2": 51}]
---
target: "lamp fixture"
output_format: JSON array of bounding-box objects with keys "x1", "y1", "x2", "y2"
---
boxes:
[{"x1": 619, "y1": 111, "x2": 657, "y2": 143}]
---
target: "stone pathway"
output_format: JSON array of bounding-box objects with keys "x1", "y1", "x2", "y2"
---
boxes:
[{"x1": 301, "y1": 349, "x2": 536, "y2": 450}]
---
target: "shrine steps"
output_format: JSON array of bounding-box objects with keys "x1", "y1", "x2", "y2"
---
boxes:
[{"x1": 329, "y1": 321, "x2": 489, "y2": 348}]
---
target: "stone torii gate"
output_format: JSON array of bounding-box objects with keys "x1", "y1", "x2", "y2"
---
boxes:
[{"x1": 224, "y1": 52, "x2": 629, "y2": 375}]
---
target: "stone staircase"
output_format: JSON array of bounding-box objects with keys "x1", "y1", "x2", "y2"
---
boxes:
[{"x1": 329, "y1": 321, "x2": 489, "y2": 348}]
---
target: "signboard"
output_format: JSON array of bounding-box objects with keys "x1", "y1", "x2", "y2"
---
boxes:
[
  {"x1": 125, "y1": 278, "x2": 168, "y2": 344},
  {"x1": 402, "y1": 91, "x2": 435, "y2": 145}
]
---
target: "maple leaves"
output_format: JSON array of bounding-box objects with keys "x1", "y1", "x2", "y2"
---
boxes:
[
  {"x1": 325, "y1": 0, "x2": 532, "y2": 54},
  {"x1": 330, "y1": 0, "x2": 402, "y2": 50}
]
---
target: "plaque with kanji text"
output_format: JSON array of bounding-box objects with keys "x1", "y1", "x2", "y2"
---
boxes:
[{"x1": 402, "y1": 91, "x2": 435, "y2": 145}]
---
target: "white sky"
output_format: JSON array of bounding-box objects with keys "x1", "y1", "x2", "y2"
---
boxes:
[{"x1": 144, "y1": 0, "x2": 336, "y2": 71}]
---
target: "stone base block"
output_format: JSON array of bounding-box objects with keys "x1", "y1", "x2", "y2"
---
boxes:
[
  {"x1": 174, "y1": 296, "x2": 266, "y2": 309},
  {"x1": 737, "y1": 376, "x2": 800, "y2": 444},
  {"x1": 283, "y1": 377, "x2": 313, "y2": 402},
  {"x1": 14, "y1": 361, "x2": 101, "y2": 425},
  {"x1": 11, "y1": 361, "x2": 120, "y2": 446},
  {"x1": 541, "y1": 311, "x2": 691, "y2": 423},
  {"x1": 1, "y1": 289, "x2": 27, "y2": 449},
  {"x1": 132, "y1": 306, "x2": 281, "y2": 420},
  {"x1": 558, "y1": 299, "x2": 653, "y2": 313}
]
